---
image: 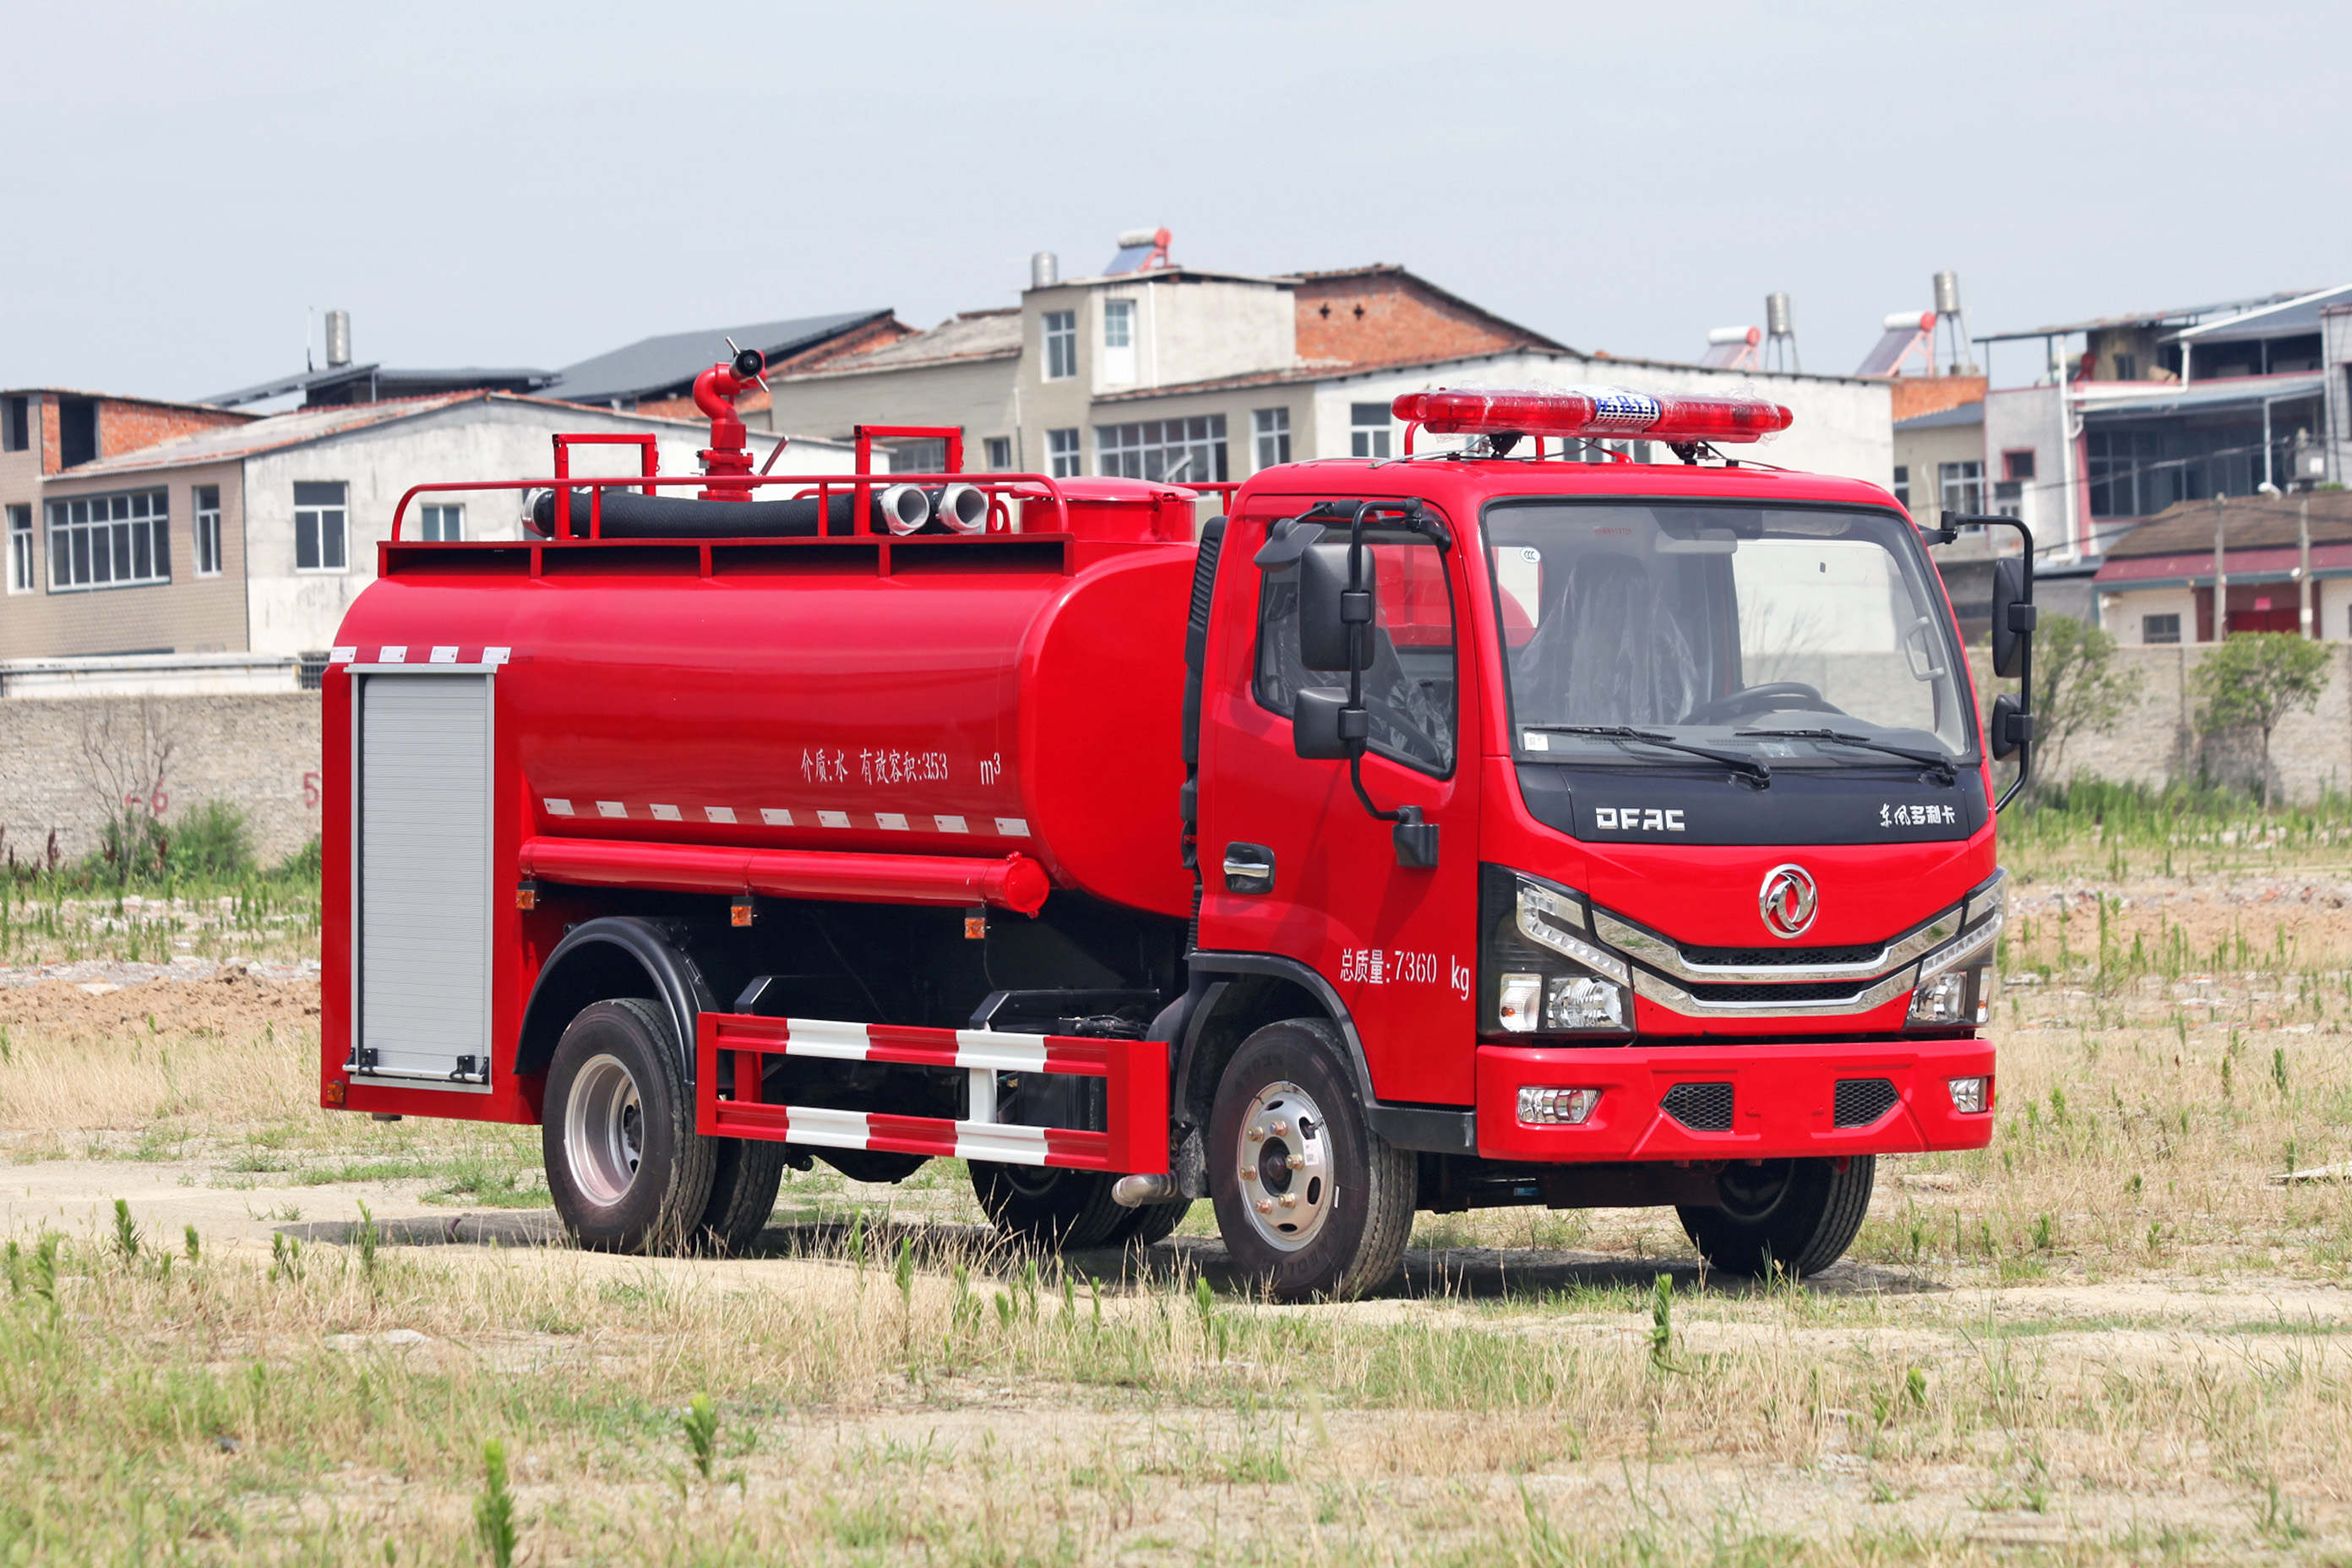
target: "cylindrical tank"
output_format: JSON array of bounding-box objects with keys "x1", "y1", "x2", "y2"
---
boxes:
[
  {"x1": 1030, "y1": 252, "x2": 1059, "y2": 290},
  {"x1": 324, "y1": 309, "x2": 351, "y2": 368},
  {"x1": 1932, "y1": 271, "x2": 1962, "y2": 318},
  {"x1": 1764, "y1": 291, "x2": 1794, "y2": 337},
  {"x1": 335, "y1": 498, "x2": 1200, "y2": 919}
]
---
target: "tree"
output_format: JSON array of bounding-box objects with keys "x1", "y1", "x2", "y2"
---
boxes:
[
  {"x1": 2028, "y1": 615, "x2": 2140, "y2": 792},
  {"x1": 2190, "y1": 632, "x2": 2333, "y2": 806}
]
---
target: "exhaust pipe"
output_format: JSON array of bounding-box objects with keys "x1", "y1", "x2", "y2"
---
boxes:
[
  {"x1": 874, "y1": 484, "x2": 931, "y2": 536},
  {"x1": 931, "y1": 483, "x2": 988, "y2": 534},
  {"x1": 1112, "y1": 1172, "x2": 1184, "y2": 1207}
]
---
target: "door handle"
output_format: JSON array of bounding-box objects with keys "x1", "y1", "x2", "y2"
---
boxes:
[{"x1": 1222, "y1": 842, "x2": 1275, "y2": 895}]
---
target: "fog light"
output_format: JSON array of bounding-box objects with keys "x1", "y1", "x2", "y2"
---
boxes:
[
  {"x1": 1909, "y1": 966, "x2": 1969, "y2": 1026},
  {"x1": 1519, "y1": 1086, "x2": 1602, "y2": 1125},
  {"x1": 1499, "y1": 973, "x2": 1543, "y2": 1033},
  {"x1": 1947, "y1": 1075, "x2": 1990, "y2": 1114},
  {"x1": 1546, "y1": 975, "x2": 1625, "y2": 1031}
]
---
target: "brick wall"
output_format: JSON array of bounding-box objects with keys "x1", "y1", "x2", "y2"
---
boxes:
[
  {"x1": 1889, "y1": 376, "x2": 1987, "y2": 422},
  {"x1": 0, "y1": 692, "x2": 319, "y2": 868},
  {"x1": 99, "y1": 400, "x2": 249, "y2": 463},
  {"x1": 1293, "y1": 270, "x2": 1542, "y2": 368}
]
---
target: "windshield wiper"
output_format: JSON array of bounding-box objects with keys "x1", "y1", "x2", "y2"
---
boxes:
[
  {"x1": 1533, "y1": 725, "x2": 1772, "y2": 787},
  {"x1": 1737, "y1": 727, "x2": 1957, "y2": 784}
]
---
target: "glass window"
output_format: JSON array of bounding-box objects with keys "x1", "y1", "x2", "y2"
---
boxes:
[
  {"x1": 2003, "y1": 449, "x2": 2036, "y2": 482},
  {"x1": 1103, "y1": 299, "x2": 1133, "y2": 349},
  {"x1": 1, "y1": 396, "x2": 27, "y2": 454},
  {"x1": 419, "y1": 503, "x2": 464, "y2": 542},
  {"x1": 44, "y1": 488, "x2": 170, "y2": 591},
  {"x1": 1043, "y1": 311, "x2": 1077, "y2": 380},
  {"x1": 2142, "y1": 612, "x2": 2181, "y2": 645},
  {"x1": 1096, "y1": 416, "x2": 1228, "y2": 484},
  {"x1": 1938, "y1": 460, "x2": 1983, "y2": 518},
  {"x1": 6, "y1": 504, "x2": 31, "y2": 592},
  {"x1": 1350, "y1": 403, "x2": 1391, "y2": 460},
  {"x1": 1048, "y1": 428, "x2": 1081, "y2": 479},
  {"x1": 884, "y1": 438, "x2": 945, "y2": 476},
  {"x1": 1484, "y1": 502, "x2": 1973, "y2": 764},
  {"x1": 294, "y1": 480, "x2": 347, "y2": 572},
  {"x1": 1255, "y1": 524, "x2": 1457, "y2": 775},
  {"x1": 983, "y1": 436, "x2": 1013, "y2": 471},
  {"x1": 1253, "y1": 408, "x2": 1291, "y2": 470},
  {"x1": 1892, "y1": 466, "x2": 1909, "y2": 509},
  {"x1": 193, "y1": 485, "x2": 223, "y2": 575}
]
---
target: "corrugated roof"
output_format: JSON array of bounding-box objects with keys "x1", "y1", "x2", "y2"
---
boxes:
[
  {"x1": 2167, "y1": 285, "x2": 2352, "y2": 345},
  {"x1": 2101, "y1": 492, "x2": 2352, "y2": 559},
  {"x1": 547, "y1": 311, "x2": 891, "y2": 403},
  {"x1": 780, "y1": 311, "x2": 1022, "y2": 379},
  {"x1": 1977, "y1": 291, "x2": 2310, "y2": 343},
  {"x1": 2077, "y1": 372, "x2": 2324, "y2": 421}
]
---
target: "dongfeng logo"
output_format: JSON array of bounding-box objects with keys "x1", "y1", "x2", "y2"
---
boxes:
[{"x1": 1758, "y1": 864, "x2": 1818, "y2": 939}]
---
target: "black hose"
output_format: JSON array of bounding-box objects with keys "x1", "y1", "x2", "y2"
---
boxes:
[{"x1": 527, "y1": 487, "x2": 905, "y2": 539}]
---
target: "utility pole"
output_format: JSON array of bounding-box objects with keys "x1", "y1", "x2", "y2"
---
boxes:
[
  {"x1": 2213, "y1": 497, "x2": 2228, "y2": 642},
  {"x1": 2300, "y1": 498, "x2": 2313, "y2": 638}
]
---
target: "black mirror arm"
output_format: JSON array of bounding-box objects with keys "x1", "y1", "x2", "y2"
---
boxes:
[{"x1": 1945, "y1": 511, "x2": 2038, "y2": 810}]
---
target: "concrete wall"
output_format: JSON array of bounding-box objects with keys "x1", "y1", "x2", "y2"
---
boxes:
[
  {"x1": 0, "y1": 692, "x2": 320, "y2": 866},
  {"x1": 2028, "y1": 641, "x2": 2352, "y2": 802}
]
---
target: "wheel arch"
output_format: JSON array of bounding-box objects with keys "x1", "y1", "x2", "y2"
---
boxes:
[
  {"x1": 1173, "y1": 954, "x2": 1376, "y2": 1129},
  {"x1": 516, "y1": 917, "x2": 719, "y2": 1085}
]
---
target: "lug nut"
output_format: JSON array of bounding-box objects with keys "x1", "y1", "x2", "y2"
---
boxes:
[
  {"x1": 1240, "y1": 1168, "x2": 1256, "y2": 1183},
  {"x1": 1279, "y1": 1192, "x2": 1299, "y2": 1209},
  {"x1": 1286, "y1": 1153, "x2": 1304, "y2": 1170},
  {"x1": 1271, "y1": 1119, "x2": 1290, "y2": 1137},
  {"x1": 1246, "y1": 1127, "x2": 1266, "y2": 1143},
  {"x1": 1255, "y1": 1199, "x2": 1274, "y2": 1214}
]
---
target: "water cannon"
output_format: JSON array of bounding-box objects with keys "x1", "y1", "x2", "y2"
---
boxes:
[{"x1": 694, "y1": 337, "x2": 772, "y2": 500}]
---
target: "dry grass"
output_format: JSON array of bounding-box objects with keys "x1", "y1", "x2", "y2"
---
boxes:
[{"x1": 3, "y1": 819, "x2": 2352, "y2": 1561}]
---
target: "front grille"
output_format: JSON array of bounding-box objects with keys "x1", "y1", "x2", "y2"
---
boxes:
[
  {"x1": 1676, "y1": 942, "x2": 1885, "y2": 967},
  {"x1": 1675, "y1": 980, "x2": 1875, "y2": 1004},
  {"x1": 1661, "y1": 1081, "x2": 1734, "y2": 1132},
  {"x1": 1833, "y1": 1078, "x2": 1900, "y2": 1128}
]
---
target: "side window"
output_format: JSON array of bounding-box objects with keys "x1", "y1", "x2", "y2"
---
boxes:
[{"x1": 1255, "y1": 521, "x2": 1456, "y2": 775}]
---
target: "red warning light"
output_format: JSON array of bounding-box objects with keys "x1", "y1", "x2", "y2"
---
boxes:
[{"x1": 1391, "y1": 386, "x2": 1794, "y2": 444}]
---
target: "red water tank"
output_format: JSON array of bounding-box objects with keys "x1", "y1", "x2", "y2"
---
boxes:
[{"x1": 335, "y1": 498, "x2": 1199, "y2": 918}]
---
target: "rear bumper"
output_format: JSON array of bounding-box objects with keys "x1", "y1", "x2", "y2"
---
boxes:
[{"x1": 1474, "y1": 1037, "x2": 1993, "y2": 1162}]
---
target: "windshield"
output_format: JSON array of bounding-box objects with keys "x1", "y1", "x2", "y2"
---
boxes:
[{"x1": 1485, "y1": 502, "x2": 1974, "y2": 765}]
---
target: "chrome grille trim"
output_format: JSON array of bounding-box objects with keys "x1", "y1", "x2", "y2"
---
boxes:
[
  {"x1": 1631, "y1": 965, "x2": 1916, "y2": 1019},
  {"x1": 1917, "y1": 906, "x2": 2001, "y2": 981},
  {"x1": 1593, "y1": 907, "x2": 1960, "y2": 985},
  {"x1": 1964, "y1": 868, "x2": 2009, "y2": 929}
]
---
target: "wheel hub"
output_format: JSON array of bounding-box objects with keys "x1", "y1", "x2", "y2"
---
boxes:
[
  {"x1": 565, "y1": 1054, "x2": 645, "y2": 1206},
  {"x1": 1235, "y1": 1081, "x2": 1331, "y2": 1251}
]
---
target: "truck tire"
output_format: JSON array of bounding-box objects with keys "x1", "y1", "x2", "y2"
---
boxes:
[
  {"x1": 542, "y1": 998, "x2": 716, "y2": 1254},
  {"x1": 1677, "y1": 1156, "x2": 1876, "y2": 1277},
  {"x1": 1105, "y1": 1198, "x2": 1191, "y2": 1251},
  {"x1": 1208, "y1": 1018, "x2": 1413, "y2": 1301},
  {"x1": 697, "y1": 1138, "x2": 787, "y2": 1255},
  {"x1": 971, "y1": 1163, "x2": 1127, "y2": 1249}
]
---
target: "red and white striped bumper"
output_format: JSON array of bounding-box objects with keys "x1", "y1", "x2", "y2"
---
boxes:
[{"x1": 694, "y1": 1012, "x2": 1170, "y2": 1173}]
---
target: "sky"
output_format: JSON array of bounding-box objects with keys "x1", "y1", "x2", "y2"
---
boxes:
[{"x1": 5, "y1": 0, "x2": 2348, "y2": 404}]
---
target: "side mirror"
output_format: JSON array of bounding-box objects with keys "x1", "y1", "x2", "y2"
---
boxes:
[
  {"x1": 1988, "y1": 694, "x2": 2033, "y2": 761},
  {"x1": 1990, "y1": 556, "x2": 2037, "y2": 679},
  {"x1": 1298, "y1": 542, "x2": 1372, "y2": 672},
  {"x1": 1293, "y1": 686, "x2": 1367, "y2": 760}
]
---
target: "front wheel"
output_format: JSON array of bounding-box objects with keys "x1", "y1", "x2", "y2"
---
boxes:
[
  {"x1": 1677, "y1": 1156, "x2": 1876, "y2": 1277},
  {"x1": 1207, "y1": 1018, "x2": 1413, "y2": 1301},
  {"x1": 542, "y1": 998, "x2": 716, "y2": 1253}
]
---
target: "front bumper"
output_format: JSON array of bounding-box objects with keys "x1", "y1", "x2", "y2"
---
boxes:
[{"x1": 1475, "y1": 1037, "x2": 1994, "y2": 1162}]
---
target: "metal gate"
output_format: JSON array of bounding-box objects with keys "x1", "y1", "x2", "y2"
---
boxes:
[{"x1": 351, "y1": 672, "x2": 495, "y2": 1090}]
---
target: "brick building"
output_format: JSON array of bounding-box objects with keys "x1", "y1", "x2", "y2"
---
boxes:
[{"x1": 760, "y1": 246, "x2": 1894, "y2": 487}]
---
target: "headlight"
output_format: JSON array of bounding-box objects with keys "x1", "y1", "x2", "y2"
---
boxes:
[
  {"x1": 1519, "y1": 1086, "x2": 1602, "y2": 1125},
  {"x1": 1483, "y1": 867, "x2": 1633, "y2": 1037},
  {"x1": 1908, "y1": 906, "x2": 2001, "y2": 1028},
  {"x1": 1947, "y1": 1075, "x2": 1991, "y2": 1114}
]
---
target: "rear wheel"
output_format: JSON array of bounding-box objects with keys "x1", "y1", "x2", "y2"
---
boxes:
[
  {"x1": 1676, "y1": 1156, "x2": 1876, "y2": 1277},
  {"x1": 971, "y1": 1163, "x2": 1127, "y2": 1249},
  {"x1": 698, "y1": 1138, "x2": 787, "y2": 1255},
  {"x1": 1207, "y1": 1018, "x2": 1413, "y2": 1301},
  {"x1": 1104, "y1": 1196, "x2": 1191, "y2": 1251},
  {"x1": 542, "y1": 999, "x2": 716, "y2": 1254}
]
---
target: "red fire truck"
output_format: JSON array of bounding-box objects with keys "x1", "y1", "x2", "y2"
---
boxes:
[{"x1": 318, "y1": 351, "x2": 2033, "y2": 1298}]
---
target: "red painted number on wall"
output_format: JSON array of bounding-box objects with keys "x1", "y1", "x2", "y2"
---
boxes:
[{"x1": 302, "y1": 771, "x2": 322, "y2": 810}]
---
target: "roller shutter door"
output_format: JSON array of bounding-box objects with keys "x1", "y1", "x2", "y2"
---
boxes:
[{"x1": 357, "y1": 672, "x2": 493, "y2": 1088}]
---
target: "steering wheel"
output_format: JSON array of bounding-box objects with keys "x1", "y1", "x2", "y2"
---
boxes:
[{"x1": 1681, "y1": 681, "x2": 1845, "y2": 726}]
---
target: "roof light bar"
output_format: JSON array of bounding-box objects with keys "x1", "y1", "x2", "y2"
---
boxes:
[{"x1": 1391, "y1": 386, "x2": 1795, "y2": 445}]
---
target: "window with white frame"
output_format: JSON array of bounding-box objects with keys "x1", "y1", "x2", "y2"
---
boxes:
[
  {"x1": 1048, "y1": 427, "x2": 1082, "y2": 478},
  {"x1": 1102, "y1": 298, "x2": 1136, "y2": 384},
  {"x1": 418, "y1": 502, "x2": 464, "y2": 542},
  {"x1": 1043, "y1": 311, "x2": 1077, "y2": 380},
  {"x1": 193, "y1": 485, "x2": 223, "y2": 575},
  {"x1": 1350, "y1": 402, "x2": 1391, "y2": 459},
  {"x1": 983, "y1": 436, "x2": 1013, "y2": 471},
  {"x1": 1253, "y1": 407, "x2": 1291, "y2": 469},
  {"x1": 1095, "y1": 415, "x2": 1228, "y2": 484},
  {"x1": 46, "y1": 489, "x2": 170, "y2": 591},
  {"x1": 1938, "y1": 460, "x2": 1983, "y2": 518},
  {"x1": 295, "y1": 481, "x2": 348, "y2": 571},
  {"x1": 6, "y1": 505, "x2": 32, "y2": 593}
]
